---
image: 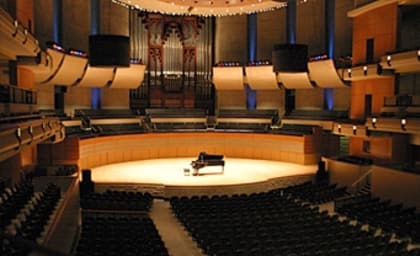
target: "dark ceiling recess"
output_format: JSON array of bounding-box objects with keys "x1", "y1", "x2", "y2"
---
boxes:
[
  {"x1": 272, "y1": 44, "x2": 308, "y2": 72},
  {"x1": 88, "y1": 35, "x2": 130, "y2": 67}
]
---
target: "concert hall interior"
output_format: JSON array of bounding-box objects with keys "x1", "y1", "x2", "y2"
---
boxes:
[{"x1": 1, "y1": 0, "x2": 420, "y2": 255}]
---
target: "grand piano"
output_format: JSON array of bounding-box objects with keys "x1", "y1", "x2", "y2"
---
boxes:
[{"x1": 191, "y1": 152, "x2": 225, "y2": 176}]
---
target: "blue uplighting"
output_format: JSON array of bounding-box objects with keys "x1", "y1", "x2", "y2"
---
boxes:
[
  {"x1": 246, "y1": 84, "x2": 257, "y2": 109},
  {"x1": 91, "y1": 88, "x2": 101, "y2": 109},
  {"x1": 52, "y1": 0, "x2": 62, "y2": 44},
  {"x1": 324, "y1": 88, "x2": 334, "y2": 111},
  {"x1": 247, "y1": 14, "x2": 257, "y2": 62}
]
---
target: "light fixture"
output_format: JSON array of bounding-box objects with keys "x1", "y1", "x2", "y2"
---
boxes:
[
  {"x1": 113, "y1": 0, "x2": 288, "y2": 16},
  {"x1": 401, "y1": 118, "x2": 406, "y2": 130},
  {"x1": 363, "y1": 65, "x2": 368, "y2": 76},
  {"x1": 337, "y1": 124, "x2": 342, "y2": 133},
  {"x1": 352, "y1": 125, "x2": 357, "y2": 135},
  {"x1": 372, "y1": 117, "x2": 377, "y2": 128},
  {"x1": 347, "y1": 68, "x2": 352, "y2": 78},
  {"x1": 386, "y1": 55, "x2": 391, "y2": 66}
]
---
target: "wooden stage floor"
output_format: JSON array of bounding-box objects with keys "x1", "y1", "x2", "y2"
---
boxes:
[{"x1": 90, "y1": 157, "x2": 317, "y2": 187}]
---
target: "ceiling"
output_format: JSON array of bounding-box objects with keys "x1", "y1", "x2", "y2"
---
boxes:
[{"x1": 113, "y1": 0, "x2": 288, "y2": 16}]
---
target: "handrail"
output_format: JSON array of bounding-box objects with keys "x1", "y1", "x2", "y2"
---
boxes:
[{"x1": 351, "y1": 168, "x2": 373, "y2": 187}]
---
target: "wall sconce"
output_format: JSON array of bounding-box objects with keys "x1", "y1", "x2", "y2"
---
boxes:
[
  {"x1": 386, "y1": 55, "x2": 391, "y2": 66},
  {"x1": 352, "y1": 125, "x2": 357, "y2": 135},
  {"x1": 347, "y1": 69, "x2": 352, "y2": 78},
  {"x1": 401, "y1": 118, "x2": 406, "y2": 130},
  {"x1": 363, "y1": 66, "x2": 368, "y2": 76},
  {"x1": 372, "y1": 117, "x2": 377, "y2": 128},
  {"x1": 338, "y1": 124, "x2": 342, "y2": 133},
  {"x1": 12, "y1": 20, "x2": 18, "y2": 37}
]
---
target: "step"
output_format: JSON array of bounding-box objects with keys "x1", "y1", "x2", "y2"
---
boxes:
[{"x1": 149, "y1": 199, "x2": 204, "y2": 256}]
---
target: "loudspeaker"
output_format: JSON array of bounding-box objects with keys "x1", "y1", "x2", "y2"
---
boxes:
[
  {"x1": 82, "y1": 169, "x2": 91, "y2": 182},
  {"x1": 89, "y1": 35, "x2": 130, "y2": 67},
  {"x1": 272, "y1": 44, "x2": 308, "y2": 72}
]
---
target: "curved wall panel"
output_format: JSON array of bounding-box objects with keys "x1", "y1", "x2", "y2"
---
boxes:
[
  {"x1": 277, "y1": 72, "x2": 314, "y2": 89},
  {"x1": 245, "y1": 66, "x2": 279, "y2": 90},
  {"x1": 110, "y1": 64, "x2": 146, "y2": 89},
  {"x1": 74, "y1": 66, "x2": 115, "y2": 87},
  {"x1": 45, "y1": 54, "x2": 88, "y2": 86},
  {"x1": 213, "y1": 67, "x2": 244, "y2": 90}
]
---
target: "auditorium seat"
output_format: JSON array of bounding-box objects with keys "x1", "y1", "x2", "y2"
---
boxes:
[{"x1": 170, "y1": 187, "x2": 415, "y2": 255}]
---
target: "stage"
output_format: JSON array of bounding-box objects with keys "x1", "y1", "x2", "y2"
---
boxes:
[{"x1": 90, "y1": 158, "x2": 317, "y2": 194}]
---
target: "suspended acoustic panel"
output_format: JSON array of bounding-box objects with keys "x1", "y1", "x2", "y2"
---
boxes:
[
  {"x1": 277, "y1": 72, "x2": 314, "y2": 89},
  {"x1": 213, "y1": 67, "x2": 244, "y2": 90},
  {"x1": 44, "y1": 54, "x2": 87, "y2": 86},
  {"x1": 338, "y1": 64, "x2": 391, "y2": 81},
  {"x1": 380, "y1": 50, "x2": 420, "y2": 74},
  {"x1": 0, "y1": 8, "x2": 40, "y2": 60},
  {"x1": 110, "y1": 64, "x2": 146, "y2": 89},
  {"x1": 272, "y1": 44, "x2": 308, "y2": 72},
  {"x1": 307, "y1": 59, "x2": 347, "y2": 88},
  {"x1": 74, "y1": 66, "x2": 115, "y2": 87},
  {"x1": 89, "y1": 35, "x2": 130, "y2": 67},
  {"x1": 245, "y1": 66, "x2": 279, "y2": 90}
]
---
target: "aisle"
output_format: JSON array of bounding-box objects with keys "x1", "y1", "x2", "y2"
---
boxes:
[{"x1": 150, "y1": 199, "x2": 204, "y2": 256}]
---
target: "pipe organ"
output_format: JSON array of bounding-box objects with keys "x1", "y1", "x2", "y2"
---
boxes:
[{"x1": 129, "y1": 10, "x2": 215, "y2": 110}]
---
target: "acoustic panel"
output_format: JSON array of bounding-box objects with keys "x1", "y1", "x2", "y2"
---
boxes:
[
  {"x1": 245, "y1": 66, "x2": 279, "y2": 90},
  {"x1": 213, "y1": 67, "x2": 244, "y2": 90},
  {"x1": 45, "y1": 54, "x2": 88, "y2": 86},
  {"x1": 308, "y1": 59, "x2": 347, "y2": 88},
  {"x1": 110, "y1": 64, "x2": 146, "y2": 89},
  {"x1": 277, "y1": 72, "x2": 314, "y2": 89},
  {"x1": 75, "y1": 66, "x2": 115, "y2": 87}
]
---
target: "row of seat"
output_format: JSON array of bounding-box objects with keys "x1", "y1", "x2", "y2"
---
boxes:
[
  {"x1": 75, "y1": 214, "x2": 168, "y2": 256},
  {"x1": 170, "y1": 187, "x2": 418, "y2": 255},
  {"x1": 80, "y1": 190, "x2": 153, "y2": 211},
  {"x1": 282, "y1": 181, "x2": 348, "y2": 203},
  {"x1": 0, "y1": 181, "x2": 34, "y2": 230},
  {"x1": 1, "y1": 183, "x2": 61, "y2": 256},
  {"x1": 335, "y1": 194, "x2": 420, "y2": 243}
]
